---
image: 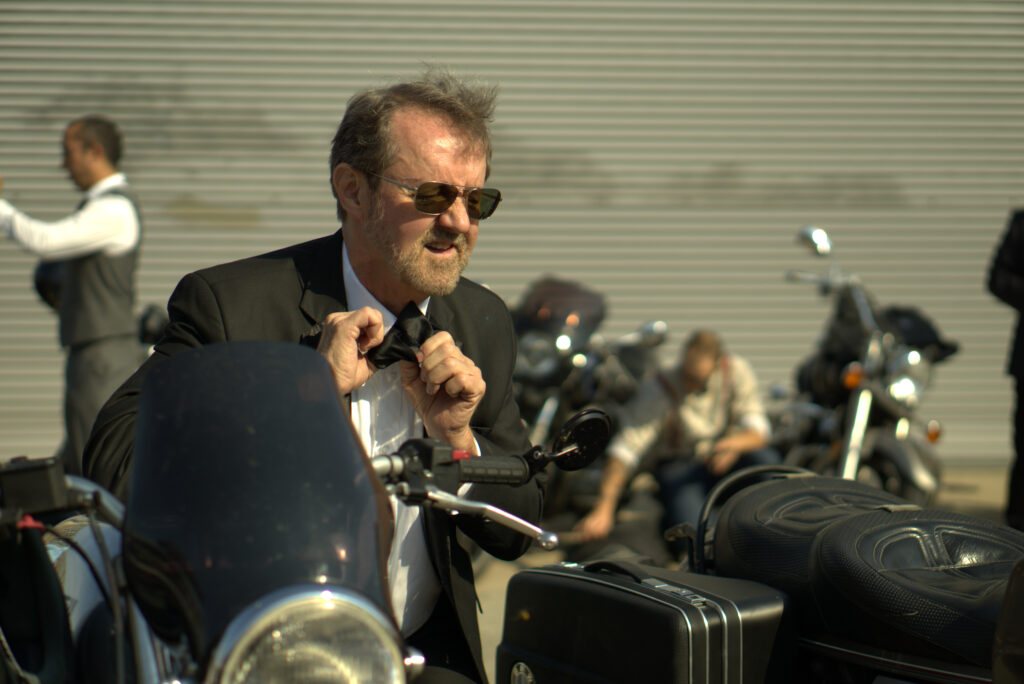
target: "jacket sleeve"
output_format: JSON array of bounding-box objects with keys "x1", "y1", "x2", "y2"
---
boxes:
[
  {"x1": 988, "y1": 210, "x2": 1024, "y2": 313},
  {"x1": 83, "y1": 272, "x2": 227, "y2": 500},
  {"x1": 451, "y1": 294, "x2": 544, "y2": 561}
]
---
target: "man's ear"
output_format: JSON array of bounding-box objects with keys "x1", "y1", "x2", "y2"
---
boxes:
[{"x1": 332, "y1": 163, "x2": 368, "y2": 221}]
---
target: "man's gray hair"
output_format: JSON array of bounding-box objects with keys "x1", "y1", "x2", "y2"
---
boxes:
[{"x1": 328, "y1": 67, "x2": 498, "y2": 221}]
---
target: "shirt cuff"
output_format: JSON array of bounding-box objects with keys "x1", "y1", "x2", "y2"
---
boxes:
[
  {"x1": 456, "y1": 436, "x2": 484, "y2": 496},
  {"x1": 608, "y1": 444, "x2": 640, "y2": 471}
]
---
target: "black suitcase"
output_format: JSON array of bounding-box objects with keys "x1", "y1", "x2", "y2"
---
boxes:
[{"x1": 496, "y1": 559, "x2": 792, "y2": 684}]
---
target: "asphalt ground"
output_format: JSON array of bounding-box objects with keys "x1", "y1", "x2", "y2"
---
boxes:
[{"x1": 474, "y1": 464, "x2": 1014, "y2": 683}]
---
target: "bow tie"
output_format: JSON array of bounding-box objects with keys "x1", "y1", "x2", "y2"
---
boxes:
[{"x1": 364, "y1": 302, "x2": 436, "y2": 369}]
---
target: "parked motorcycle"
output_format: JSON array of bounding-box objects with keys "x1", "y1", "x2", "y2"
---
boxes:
[
  {"x1": 0, "y1": 340, "x2": 610, "y2": 683},
  {"x1": 513, "y1": 276, "x2": 668, "y2": 448},
  {"x1": 770, "y1": 226, "x2": 958, "y2": 506},
  {"x1": 512, "y1": 276, "x2": 668, "y2": 523},
  {"x1": 498, "y1": 465, "x2": 1024, "y2": 683}
]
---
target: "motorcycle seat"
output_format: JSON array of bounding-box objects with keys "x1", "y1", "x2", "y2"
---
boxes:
[
  {"x1": 811, "y1": 508, "x2": 1024, "y2": 668},
  {"x1": 713, "y1": 475, "x2": 910, "y2": 612},
  {"x1": 712, "y1": 474, "x2": 1024, "y2": 669}
]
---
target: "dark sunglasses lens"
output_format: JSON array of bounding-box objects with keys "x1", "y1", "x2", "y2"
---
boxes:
[
  {"x1": 468, "y1": 188, "x2": 502, "y2": 220},
  {"x1": 414, "y1": 182, "x2": 459, "y2": 214}
]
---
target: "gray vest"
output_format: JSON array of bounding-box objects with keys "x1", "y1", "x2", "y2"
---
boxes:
[{"x1": 59, "y1": 186, "x2": 141, "y2": 348}]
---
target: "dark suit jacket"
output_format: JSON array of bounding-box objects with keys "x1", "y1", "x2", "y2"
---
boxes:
[
  {"x1": 989, "y1": 210, "x2": 1024, "y2": 378},
  {"x1": 83, "y1": 230, "x2": 541, "y2": 682}
]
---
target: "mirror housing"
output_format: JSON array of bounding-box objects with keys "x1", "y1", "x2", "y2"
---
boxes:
[
  {"x1": 549, "y1": 408, "x2": 612, "y2": 471},
  {"x1": 798, "y1": 225, "x2": 833, "y2": 257}
]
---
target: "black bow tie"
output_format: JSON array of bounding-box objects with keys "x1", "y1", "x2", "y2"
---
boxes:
[{"x1": 364, "y1": 302, "x2": 435, "y2": 369}]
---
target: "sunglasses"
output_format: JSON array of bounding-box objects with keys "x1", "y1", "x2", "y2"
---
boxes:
[{"x1": 369, "y1": 172, "x2": 502, "y2": 220}]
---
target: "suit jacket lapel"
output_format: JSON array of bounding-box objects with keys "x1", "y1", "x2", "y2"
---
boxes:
[
  {"x1": 427, "y1": 293, "x2": 459, "y2": 345},
  {"x1": 298, "y1": 231, "x2": 348, "y2": 346}
]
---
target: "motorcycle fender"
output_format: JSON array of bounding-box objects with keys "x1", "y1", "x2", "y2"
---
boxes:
[
  {"x1": 867, "y1": 429, "x2": 941, "y2": 498},
  {"x1": 45, "y1": 514, "x2": 123, "y2": 639}
]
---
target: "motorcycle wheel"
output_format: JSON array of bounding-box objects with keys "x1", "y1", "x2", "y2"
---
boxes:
[{"x1": 859, "y1": 452, "x2": 932, "y2": 507}]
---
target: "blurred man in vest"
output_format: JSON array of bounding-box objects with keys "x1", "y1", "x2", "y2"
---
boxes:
[{"x1": 1, "y1": 115, "x2": 142, "y2": 476}]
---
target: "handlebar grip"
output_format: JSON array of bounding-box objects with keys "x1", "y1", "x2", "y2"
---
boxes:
[{"x1": 457, "y1": 457, "x2": 530, "y2": 486}]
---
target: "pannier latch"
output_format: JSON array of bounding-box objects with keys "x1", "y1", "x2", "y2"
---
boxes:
[{"x1": 641, "y1": 579, "x2": 709, "y2": 607}]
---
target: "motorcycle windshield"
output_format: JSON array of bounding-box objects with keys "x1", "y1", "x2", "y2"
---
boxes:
[
  {"x1": 123, "y1": 340, "x2": 393, "y2": 662},
  {"x1": 513, "y1": 277, "x2": 606, "y2": 346}
]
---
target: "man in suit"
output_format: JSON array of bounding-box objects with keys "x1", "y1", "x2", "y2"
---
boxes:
[
  {"x1": 1, "y1": 115, "x2": 142, "y2": 476},
  {"x1": 988, "y1": 209, "x2": 1024, "y2": 531},
  {"x1": 84, "y1": 69, "x2": 540, "y2": 683}
]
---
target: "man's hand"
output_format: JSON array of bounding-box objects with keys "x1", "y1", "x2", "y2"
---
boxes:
[
  {"x1": 706, "y1": 432, "x2": 759, "y2": 476},
  {"x1": 573, "y1": 457, "x2": 629, "y2": 541},
  {"x1": 399, "y1": 331, "x2": 484, "y2": 453},
  {"x1": 575, "y1": 504, "x2": 615, "y2": 541},
  {"x1": 705, "y1": 445, "x2": 741, "y2": 476},
  {"x1": 316, "y1": 307, "x2": 385, "y2": 396}
]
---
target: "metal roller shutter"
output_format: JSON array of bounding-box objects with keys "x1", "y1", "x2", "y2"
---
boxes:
[{"x1": 1, "y1": 1, "x2": 1022, "y2": 465}]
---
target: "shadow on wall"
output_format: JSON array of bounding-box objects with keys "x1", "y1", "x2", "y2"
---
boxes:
[
  {"x1": 491, "y1": 129, "x2": 907, "y2": 210},
  {"x1": 670, "y1": 162, "x2": 908, "y2": 208},
  {"x1": 20, "y1": 78, "x2": 304, "y2": 231}
]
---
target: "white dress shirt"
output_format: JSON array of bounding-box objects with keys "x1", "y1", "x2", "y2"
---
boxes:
[
  {"x1": 1, "y1": 173, "x2": 139, "y2": 260},
  {"x1": 342, "y1": 245, "x2": 442, "y2": 637},
  {"x1": 608, "y1": 354, "x2": 771, "y2": 470}
]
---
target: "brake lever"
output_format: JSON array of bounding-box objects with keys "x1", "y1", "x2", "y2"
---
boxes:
[{"x1": 424, "y1": 487, "x2": 560, "y2": 550}]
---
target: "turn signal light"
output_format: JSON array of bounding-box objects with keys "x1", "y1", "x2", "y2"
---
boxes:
[
  {"x1": 926, "y1": 420, "x2": 943, "y2": 443},
  {"x1": 842, "y1": 362, "x2": 864, "y2": 390}
]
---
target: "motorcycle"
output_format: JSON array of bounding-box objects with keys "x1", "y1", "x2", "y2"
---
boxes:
[
  {"x1": 498, "y1": 465, "x2": 1024, "y2": 683},
  {"x1": 512, "y1": 276, "x2": 668, "y2": 521},
  {"x1": 513, "y1": 276, "x2": 668, "y2": 449},
  {"x1": 770, "y1": 226, "x2": 958, "y2": 506},
  {"x1": 0, "y1": 340, "x2": 610, "y2": 683}
]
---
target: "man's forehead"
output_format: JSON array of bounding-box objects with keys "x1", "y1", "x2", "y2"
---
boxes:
[
  {"x1": 391, "y1": 107, "x2": 484, "y2": 154},
  {"x1": 683, "y1": 351, "x2": 716, "y2": 370},
  {"x1": 64, "y1": 123, "x2": 84, "y2": 143}
]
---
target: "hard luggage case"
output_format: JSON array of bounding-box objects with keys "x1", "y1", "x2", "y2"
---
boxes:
[{"x1": 496, "y1": 558, "x2": 792, "y2": 684}]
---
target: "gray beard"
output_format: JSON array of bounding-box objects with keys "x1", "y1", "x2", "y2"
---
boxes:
[{"x1": 364, "y1": 202, "x2": 469, "y2": 297}]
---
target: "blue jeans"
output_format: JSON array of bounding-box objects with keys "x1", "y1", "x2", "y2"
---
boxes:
[{"x1": 655, "y1": 448, "x2": 780, "y2": 532}]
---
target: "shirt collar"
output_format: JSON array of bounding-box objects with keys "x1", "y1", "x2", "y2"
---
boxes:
[
  {"x1": 341, "y1": 244, "x2": 429, "y2": 329},
  {"x1": 85, "y1": 172, "x2": 128, "y2": 199}
]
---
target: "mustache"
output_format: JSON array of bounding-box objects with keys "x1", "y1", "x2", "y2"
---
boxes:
[{"x1": 425, "y1": 229, "x2": 467, "y2": 250}]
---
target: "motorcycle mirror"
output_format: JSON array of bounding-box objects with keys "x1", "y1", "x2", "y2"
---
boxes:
[
  {"x1": 548, "y1": 408, "x2": 612, "y2": 471},
  {"x1": 638, "y1": 320, "x2": 669, "y2": 348},
  {"x1": 798, "y1": 225, "x2": 832, "y2": 257}
]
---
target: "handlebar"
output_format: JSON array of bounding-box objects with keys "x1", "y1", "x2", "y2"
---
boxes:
[
  {"x1": 454, "y1": 457, "x2": 530, "y2": 485},
  {"x1": 371, "y1": 451, "x2": 530, "y2": 487}
]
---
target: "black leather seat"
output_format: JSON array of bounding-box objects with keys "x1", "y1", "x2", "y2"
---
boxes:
[
  {"x1": 811, "y1": 508, "x2": 1024, "y2": 667},
  {"x1": 713, "y1": 475, "x2": 911, "y2": 607},
  {"x1": 713, "y1": 474, "x2": 1024, "y2": 668}
]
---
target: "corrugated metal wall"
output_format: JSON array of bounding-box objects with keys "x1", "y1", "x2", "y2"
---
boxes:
[{"x1": 2, "y1": 1, "x2": 1023, "y2": 466}]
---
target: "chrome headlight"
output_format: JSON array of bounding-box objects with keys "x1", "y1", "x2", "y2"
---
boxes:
[
  {"x1": 207, "y1": 586, "x2": 405, "y2": 684},
  {"x1": 886, "y1": 349, "x2": 933, "y2": 408}
]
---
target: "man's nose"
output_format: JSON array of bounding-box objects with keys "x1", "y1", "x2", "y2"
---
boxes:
[{"x1": 437, "y1": 192, "x2": 473, "y2": 233}]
